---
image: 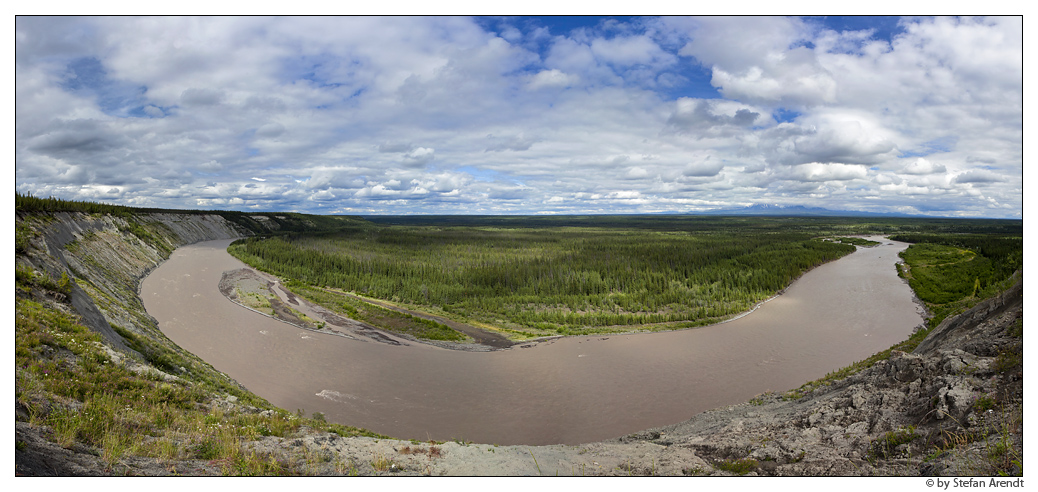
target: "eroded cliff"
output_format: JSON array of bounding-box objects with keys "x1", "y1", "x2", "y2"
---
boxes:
[{"x1": 14, "y1": 210, "x2": 1023, "y2": 476}]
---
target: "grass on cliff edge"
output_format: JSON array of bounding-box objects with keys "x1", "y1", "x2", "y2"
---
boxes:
[
  {"x1": 783, "y1": 234, "x2": 1020, "y2": 402},
  {"x1": 782, "y1": 324, "x2": 934, "y2": 401},
  {"x1": 16, "y1": 288, "x2": 386, "y2": 475}
]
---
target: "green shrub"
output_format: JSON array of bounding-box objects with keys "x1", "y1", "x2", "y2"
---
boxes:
[
  {"x1": 713, "y1": 458, "x2": 758, "y2": 475},
  {"x1": 869, "y1": 427, "x2": 917, "y2": 459},
  {"x1": 974, "y1": 394, "x2": 997, "y2": 412}
]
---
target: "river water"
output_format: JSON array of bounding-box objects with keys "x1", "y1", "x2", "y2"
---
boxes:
[{"x1": 141, "y1": 237, "x2": 924, "y2": 445}]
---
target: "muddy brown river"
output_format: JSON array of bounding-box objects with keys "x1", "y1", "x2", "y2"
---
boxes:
[{"x1": 141, "y1": 237, "x2": 924, "y2": 445}]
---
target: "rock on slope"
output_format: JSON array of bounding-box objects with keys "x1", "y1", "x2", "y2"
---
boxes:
[
  {"x1": 612, "y1": 276, "x2": 1023, "y2": 476},
  {"x1": 14, "y1": 211, "x2": 1023, "y2": 476},
  {"x1": 226, "y1": 276, "x2": 1024, "y2": 477},
  {"x1": 19, "y1": 212, "x2": 248, "y2": 351}
]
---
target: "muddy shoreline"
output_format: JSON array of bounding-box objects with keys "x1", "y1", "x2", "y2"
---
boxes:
[
  {"x1": 22, "y1": 276, "x2": 1020, "y2": 475},
  {"x1": 142, "y1": 236, "x2": 924, "y2": 446},
  {"x1": 212, "y1": 240, "x2": 884, "y2": 352},
  {"x1": 217, "y1": 267, "x2": 522, "y2": 351}
]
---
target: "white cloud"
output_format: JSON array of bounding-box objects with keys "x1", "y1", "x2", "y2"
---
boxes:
[
  {"x1": 954, "y1": 169, "x2": 1003, "y2": 184},
  {"x1": 670, "y1": 16, "x2": 838, "y2": 107},
  {"x1": 790, "y1": 163, "x2": 868, "y2": 182},
  {"x1": 590, "y1": 35, "x2": 675, "y2": 68},
  {"x1": 901, "y1": 158, "x2": 947, "y2": 175},
  {"x1": 625, "y1": 167, "x2": 649, "y2": 179},
  {"x1": 485, "y1": 134, "x2": 536, "y2": 152},
  {"x1": 682, "y1": 159, "x2": 725, "y2": 178},
  {"x1": 13, "y1": 16, "x2": 1021, "y2": 218},
  {"x1": 404, "y1": 147, "x2": 435, "y2": 165},
  {"x1": 778, "y1": 110, "x2": 899, "y2": 165},
  {"x1": 527, "y1": 69, "x2": 579, "y2": 90},
  {"x1": 197, "y1": 160, "x2": 222, "y2": 172}
]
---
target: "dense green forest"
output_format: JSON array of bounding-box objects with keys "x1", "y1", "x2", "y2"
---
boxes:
[
  {"x1": 229, "y1": 218, "x2": 845, "y2": 337},
  {"x1": 229, "y1": 215, "x2": 1021, "y2": 339},
  {"x1": 893, "y1": 232, "x2": 1023, "y2": 328}
]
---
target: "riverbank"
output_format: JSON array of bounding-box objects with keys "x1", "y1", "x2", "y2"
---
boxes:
[
  {"x1": 214, "y1": 236, "x2": 903, "y2": 352},
  {"x1": 139, "y1": 237, "x2": 924, "y2": 446},
  {"x1": 18, "y1": 275, "x2": 1022, "y2": 475},
  {"x1": 17, "y1": 209, "x2": 1018, "y2": 475}
]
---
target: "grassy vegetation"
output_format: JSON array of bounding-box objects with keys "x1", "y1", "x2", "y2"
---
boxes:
[
  {"x1": 712, "y1": 457, "x2": 759, "y2": 475},
  {"x1": 16, "y1": 265, "x2": 73, "y2": 296},
  {"x1": 229, "y1": 218, "x2": 868, "y2": 338},
  {"x1": 923, "y1": 403, "x2": 1023, "y2": 476},
  {"x1": 15, "y1": 199, "x2": 388, "y2": 475},
  {"x1": 784, "y1": 230, "x2": 1021, "y2": 400},
  {"x1": 894, "y1": 233, "x2": 1022, "y2": 329},
  {"x1": 830, "y1": 236, "x2": 881, "y2": 247},
  {"x1": 227, "y1": 216, "x2": 1020, "y2": 340},
  {"x1": 15, "y1": 293, "x2": 386, "y2": 475},
  {"x1": 14, "y1": 197, "x2": 1022, "y2": 474},
  {"x1": 868, "y1": 426, "x2": 919, "y2": 459},
  {"x1": 281, "y1": 280, "x2": 467, "y2": 341}
]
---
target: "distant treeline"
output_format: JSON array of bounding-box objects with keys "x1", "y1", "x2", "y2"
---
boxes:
[
  {"x1": 16, "y1": 192, "x2": 144, "y2": 215},
  {"x1": 229, "y1": 224, "x2": 859, "y2": 335},
  {"x1": 15, "y1": 193, "x2": 364, "y2": 236},
  {"x1": 365, "y1": 214, "x2": 1023, "y2": 235}
]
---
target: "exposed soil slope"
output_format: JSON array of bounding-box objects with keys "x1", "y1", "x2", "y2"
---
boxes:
[{"x1": 14, "y1": 211, "x2": 1023, "y2": 476}]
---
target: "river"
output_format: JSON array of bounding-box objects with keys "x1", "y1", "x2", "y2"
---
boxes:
[{"x1": 141, "y1": 236, "x2": 924, "y2": 445}]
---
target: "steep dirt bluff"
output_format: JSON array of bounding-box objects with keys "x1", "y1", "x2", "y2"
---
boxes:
[
  {"x1": 25, "y1": 212, "x2": 247, "y2": 352},
  {"x1": 15, "y1": 209, "x2": 1022, "y2": 476}
]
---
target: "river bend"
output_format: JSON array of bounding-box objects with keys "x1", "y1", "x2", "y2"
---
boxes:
[{"x1": 141, "y1": 237, "x2": 923, "y2": 445}]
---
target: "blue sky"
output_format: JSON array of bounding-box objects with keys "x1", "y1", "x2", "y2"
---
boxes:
[{"x1": 14, "y1": 15, "x2": 1023, "y2": 217}]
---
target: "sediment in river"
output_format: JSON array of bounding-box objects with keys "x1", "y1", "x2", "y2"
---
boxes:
[
  {"x1": 141, "y1": 236, "x2": 924, "y2": 446},
  {"x1": 19, "y1": 211, "x2": 1018, "y2": 475}
]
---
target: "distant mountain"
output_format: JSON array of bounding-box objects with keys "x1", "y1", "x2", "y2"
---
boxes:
[{"x1": 693, "y1": 204, "x2": 922, "y2": 217}]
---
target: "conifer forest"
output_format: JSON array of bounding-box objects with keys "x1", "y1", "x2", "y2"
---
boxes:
[{"x1": 228, "y1": 215, "x2": 1021, "y2": 339}]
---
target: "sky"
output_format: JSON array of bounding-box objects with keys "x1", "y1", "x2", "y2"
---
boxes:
[{"x1": 14, "y1": 15, "x2": 1024, "y2": 218}]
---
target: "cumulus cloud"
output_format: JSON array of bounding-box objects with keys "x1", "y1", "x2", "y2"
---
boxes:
[
  {"x1": 304, "y1": 167, "x2": 364, "y2": 191},
  {"x1": 667, "y1": 98, "x2": 763, "y2": 135},
  {"x1": 777, "y1": 111, "x2": 899, "y2": 165},
  {"x1": 954, "y1": 169, "x2": 1003, "y2": 184},
  {"x1": 901, "y1": 158, "x2": 947, "y2": 175},
  {"x1": 789, "y1": 163, "x2": 868, "y2": 182},
  {"x1": 625, "y1": 167, "x2": 649, "y2": 179},
  {"x1": 527, "y1": 69, "x2": 579, "y2": 90},
  {"x1": 682, "y1": 159, "x2": 725, "y2": 177},
  {"x1": 13, "y1": 16, "x2": 1021, "y2": 218},
  {"x1": 671, "y1": 17, "x2": 838, "y2": 107},
  {"x1": 404, "y1": 147, "x2": 435, "y2": 166},
  {"x1": 199, "y1": 160, "x2": 224, "y2": 172},
  {"x1": 590, "y1": 35, "x2": 676, "y2": 68}
]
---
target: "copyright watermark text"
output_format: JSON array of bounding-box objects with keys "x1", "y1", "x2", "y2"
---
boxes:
[{"x1": 926, "y1": 478, "x2": 1025, "y2": 489}]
